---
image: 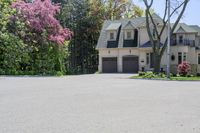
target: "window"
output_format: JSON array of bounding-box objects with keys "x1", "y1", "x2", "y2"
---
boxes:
[
  {"x1": 171, "y1": 55, "x2": 175, "y2": 61},
  {"x1": 198, "y1": 54, "x2": 200, "y2": 64},
  {"x1": 178, "y1": 52, "x2": 182, "y2": 64},
  {"x1": 110, "y1": 32, "x2": 114, "y2": 40},
  {"x1": 126, "y1": 31, "x2": 132, "y2": 39},
  {"x1": 183, "y1": 52, "x2": 187, "y2": 61},
  {"x1": 199, "y1": 38, "x2": 200, "y2": 46},
  {"x1": 179, "y1": 35, "x2": 183, "y2": 44},
  {"x1": 178, "y1": 52, "x2": 187, "y2": 64},
  {"x1": 152, "y1": 29, "x2": 156, "y2": 39},
  {"x1": 146, "y1": 53, "x2": 150, "y2": 65}
]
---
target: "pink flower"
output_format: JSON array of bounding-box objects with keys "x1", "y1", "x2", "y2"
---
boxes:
[
  {"x1": 177, "y1": 61, "x2": 191, "y2": 76},
  {"x1": 12, "y1": 0, "x2": 72, "y2": 44}
]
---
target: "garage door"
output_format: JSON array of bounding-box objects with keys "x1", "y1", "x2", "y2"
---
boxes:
[
  {"x1": 123, "y1": 56, "x2": 139, "y2": 73},
  {"x1": 102, "y1": 57, "x2": 117, "y2": 73}
]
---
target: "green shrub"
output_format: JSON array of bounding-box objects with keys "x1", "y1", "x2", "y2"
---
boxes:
[
  {"x1": 142, "y1": 72, "x2": 158, "y2": 79},
  {"x1": 138, "y1": 71, "x2": 145, "y2": 76}
]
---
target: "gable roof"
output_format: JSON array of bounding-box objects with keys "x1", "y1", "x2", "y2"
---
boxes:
[
  {"x1": 190, "y1": 25, "x2": 200, "y2": 36},
  {"x1": 96, "y1": 15, "x2": 199, "y2": 49},
  {"x1": 96, "y1": 17, "x2": 146, "y2": 49},
  {"x1": 106, "y1": 23, "x2": 121, "y2": 30},
  {"x1": 173, "y1": 23, "x2": 197, "y2": 33},
  {"x1": 122, "y1": 21, "x2": 135, "y2": 30}
]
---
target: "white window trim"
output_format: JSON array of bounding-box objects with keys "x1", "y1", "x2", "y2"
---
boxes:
[
  {"x1": 198, "y1": 53, "x2": 200, "y2": 65},
  {"x1": 124, "y1": 30, "x2": 134, "y2": 40},
  {"x1": 178, "y1": 52, "x2": 187, "y2": 64},
  {"x1": 108, "y1": 31, "x2": 116, "y2": 41}
]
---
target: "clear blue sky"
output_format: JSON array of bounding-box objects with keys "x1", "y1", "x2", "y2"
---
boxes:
[{"x1": 134, "y1": 0, "x2": 200, "y2": 26}]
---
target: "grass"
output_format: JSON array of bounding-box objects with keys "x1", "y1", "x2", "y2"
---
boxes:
[
  {"x1": 170, "y1": 76, "x2": 200, "y2": 81},
  {"x1": 131, "y1": 75, "x2": 200, "y2": 81},
  {"x1": 131, "y1": 72, "x2": 200, "y2": 81}
]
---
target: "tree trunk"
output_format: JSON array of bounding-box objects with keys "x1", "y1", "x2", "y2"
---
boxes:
[{"x1": 153, "y1": 52, "x2": 161, "y2": 74}]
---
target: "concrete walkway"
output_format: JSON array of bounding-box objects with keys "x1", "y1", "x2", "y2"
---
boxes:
[{"x1": 0, "y1": 74, "x2": 200, "y2": 133}]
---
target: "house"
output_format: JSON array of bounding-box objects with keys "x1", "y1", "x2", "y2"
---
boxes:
[{"x1": 96, "y1": 14, "x2": 200, "y2": 74}]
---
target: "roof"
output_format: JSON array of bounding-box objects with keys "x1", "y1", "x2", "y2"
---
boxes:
[
  {"x1": 96, "y1": 15, "x2": 199, "y2": 49},
  {"x1": 173, "y1": 23, "x2": 197, "y2": 33},
  {"x1": 140, "y1": 41, "x2": 163, "y2": 48},
  {"x1": 190, "y1": 25, "x2": 200, "y2": 36},
  {"x1": 96, "y1": 17, "x2": 146, "y2": 49},
  {"x1": 105, "y1": 23, "x2": 121, "y2": 30}
]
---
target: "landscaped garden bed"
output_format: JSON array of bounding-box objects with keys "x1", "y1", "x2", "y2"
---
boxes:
[{"x1": 131, "y1": 71, "x2": 200, "y2": 81}]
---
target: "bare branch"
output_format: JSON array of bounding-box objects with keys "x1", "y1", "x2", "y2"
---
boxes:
[
  {"x1": 163, "y1": 0, "x2": 168, "y2": 21},
  {"x1": 161, "y1": 0, "x2": 190, "y2": 55},
  {"x1": 170, "y1": 1, "x2": 185, "y2": 17},
  {"x1": 148, "y1": 12, "x2": 159, "y2": 39}
]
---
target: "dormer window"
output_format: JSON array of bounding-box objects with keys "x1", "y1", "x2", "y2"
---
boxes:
[
  {"x1": 127, "y1": 31, "x2": 132, "y2": 39},
  {"x1": 125, "y1": 30, "x2": 134, "y2": 40},
  {"x1": 110, "y1": 32, "x2": 114, "y2": 40}
]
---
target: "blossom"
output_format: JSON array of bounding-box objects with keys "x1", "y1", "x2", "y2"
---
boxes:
[
  {"x1": 177, "y1": 61, "x2": 191, "y2": 76},
  {"x1": 12, "y1": 0, "x2": 72, "y2": 44}
]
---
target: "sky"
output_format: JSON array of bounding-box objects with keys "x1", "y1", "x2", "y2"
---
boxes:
[{"x1": 134, "y1": 0, "x2": 200, "y2": 26}]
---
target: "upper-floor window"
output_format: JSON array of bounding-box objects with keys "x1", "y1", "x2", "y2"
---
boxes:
[
  {"x1": 109, "y1": 32, "x2": 115, "y2": 40},
  {"x1": 199, "y1": 38, "x2": 200, "y2": 46},
  {"x1": 124, "y1": 30, "x2": 133, "y2": 40},
  {"x1": 127, "y1": 31, "x2": 132, "y2": 39},
  {"x1": 152, "y1": 29, "x2": 156, "y2": 39},
  {"x1": 179, "y1": 35, "x2": 183, "y2": 44}
]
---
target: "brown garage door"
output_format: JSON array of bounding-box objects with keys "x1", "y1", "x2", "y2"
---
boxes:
[
  {"x1": 102, "y1": 57, "x2": 117, "y2": 73},
  {"x1": 123, "y1": 56, "x2": 139, "y2": 73}
]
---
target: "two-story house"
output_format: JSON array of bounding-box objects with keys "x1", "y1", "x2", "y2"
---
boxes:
[{"x1": 96, "y1": 14, "x2": 200, "y2": 74}]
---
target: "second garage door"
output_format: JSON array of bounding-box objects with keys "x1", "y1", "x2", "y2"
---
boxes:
[
  {"x1": 123, "y1": 56, "x2": 139, "y2": 73},
  {"x1": 102, "y1": 57, "x2": 117, "y2": 73}
]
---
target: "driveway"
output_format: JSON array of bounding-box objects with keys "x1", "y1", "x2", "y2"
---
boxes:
[{"x1": 0, "y1": 74, "x2": 200, "y2": 133}]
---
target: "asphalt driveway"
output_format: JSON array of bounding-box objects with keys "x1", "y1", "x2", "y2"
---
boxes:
[{"x1": 0, "y1": 74, "x2": 200, "y2": 133}]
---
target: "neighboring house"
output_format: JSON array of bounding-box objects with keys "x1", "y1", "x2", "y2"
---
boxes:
[{"x1": 96, "y1": 14, "x2": 200, "y2": 74}]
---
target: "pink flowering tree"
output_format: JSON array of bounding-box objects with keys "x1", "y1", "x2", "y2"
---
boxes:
[
  {"x1": 177, "y1": 61, "x2": 191, "y2": 76},
  {"x1": 12, "y1": 0, "x2": 72, "y2": 44}
]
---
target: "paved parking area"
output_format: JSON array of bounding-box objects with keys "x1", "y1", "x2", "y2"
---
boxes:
[{"x1": 0, "y1": 74, "x2": 200, "y2": 133}]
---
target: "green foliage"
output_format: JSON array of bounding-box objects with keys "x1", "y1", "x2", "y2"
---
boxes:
[
  {"x1": 0, "y1": 0, "x2": 70, "y2": 75},
  {"x1": 0, "y1": 0, "x2": 27, "y2": 75},
  {"x1": 57, "y1": 0, "x2": 144, "y2": 74},
  {"x1": 137, "y1": 71, "x2": 166, "y2": 79}
]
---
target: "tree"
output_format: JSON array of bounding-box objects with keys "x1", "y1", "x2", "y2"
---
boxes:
[
  {"x1": 143, "y1": 0, "x2": 189, "y2": 73},
  {"x1": 100, "y1": 0, "x2": 143, "y2": 20},
  {"x1": 0, "y1": 0, "x2": 29, "y2": 75},
  {"x1": 12, "y1": 0, "x2": 72, "y2": 45},
  {"x1": 9, "y1": 0, "x2": 72, "y2": 75},
  {"x1": 56, "y1": 0, "x2": 144, "y2": 74}
]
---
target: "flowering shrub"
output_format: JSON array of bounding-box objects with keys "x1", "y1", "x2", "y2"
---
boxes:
[
  {"x1": 177, "y1": 61, "x2": 191, "y2": 76},
  {"x1": 12, "y1": 0, "x2": 72, "y2": 44}
]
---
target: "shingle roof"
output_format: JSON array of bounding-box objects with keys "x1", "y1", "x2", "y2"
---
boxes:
[
  {"x1": 190, "y1": 25, "x2": 200, "y2": 36},
  {"x1": 106, "y1": 23, "x2": 121, "y2": 30},
  {"x1": 96, "y1": 16, "x2": 199, "y2": 49},
  {"x1": 140, "y1": 41, "x2": 163, "y2": 48},
  {"x1": 96, "y1": 17, "x2": 146, "y2": 49},
  {"x1": 173, "y1": 23, "x2": 197, "y2": 33}
]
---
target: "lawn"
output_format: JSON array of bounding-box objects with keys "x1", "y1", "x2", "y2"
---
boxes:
[{"x1": 131, "y1": 72, "x2": 200, "y2": 81}]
